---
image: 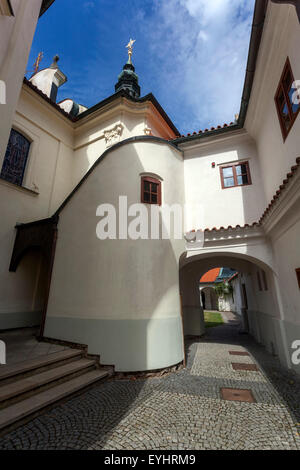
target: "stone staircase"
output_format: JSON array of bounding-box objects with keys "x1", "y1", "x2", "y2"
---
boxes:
[{"x1": 0, "y1": 348, "x2": 114, "y2": 434}]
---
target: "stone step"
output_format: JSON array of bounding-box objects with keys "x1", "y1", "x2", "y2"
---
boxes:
[
  {"x1": 0, "y1": 358, "x2": 96, "y2": 403},
  {"x1": 0, "y1": 369, "x2": 109, "y2": 431},
  {"x1": 0, "y1": 349, "x2": 83, "y2": 381}
]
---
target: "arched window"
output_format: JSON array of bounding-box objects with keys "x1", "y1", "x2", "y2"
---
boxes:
[
  {"x1": 141, "y1": 176, "x2": 161, "y2": 205},
  {"x1": 1, "y1": 129, "x2": 31, "y2": 186}
]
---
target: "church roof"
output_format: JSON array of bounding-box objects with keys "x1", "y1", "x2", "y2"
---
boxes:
[{"x1": 23, "y1": 77, "x2": 180, "y2": 135}]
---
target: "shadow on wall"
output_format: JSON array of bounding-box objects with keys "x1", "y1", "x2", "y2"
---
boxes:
[
  {"x1": 0, "y1": 249, "x2": 48, "y2": 331},
  {"x1": 44, "y1": 140, "x2": 186, "y2": 374}
]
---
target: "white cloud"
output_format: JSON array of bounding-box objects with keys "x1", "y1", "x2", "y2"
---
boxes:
[{"x1": 136, "y1": 0, "x2": 255, "y2": 133}]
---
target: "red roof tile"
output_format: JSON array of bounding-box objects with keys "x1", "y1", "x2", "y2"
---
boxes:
[{"x1": 200, "y1": 268, "x2": 221, "y2": 283}]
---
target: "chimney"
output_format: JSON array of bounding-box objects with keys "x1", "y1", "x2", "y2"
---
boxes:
[{"x1": 29, "y1": 55, "x2": 67, "y2": 102}]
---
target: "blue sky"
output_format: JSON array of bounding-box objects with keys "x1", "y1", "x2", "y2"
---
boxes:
[{"x1": 27, "y1": 0, "x2": 255, "y2": 134}]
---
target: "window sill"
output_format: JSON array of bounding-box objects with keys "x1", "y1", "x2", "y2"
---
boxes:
[
  {"x1": 221, "y1": 183, "x2": 252, "y2": 190},
  {"x1": 0, "y1": 177, "x2": 39, "y2": 195}
]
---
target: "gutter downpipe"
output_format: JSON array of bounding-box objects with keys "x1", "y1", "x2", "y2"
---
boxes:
[{"x1": 238, "y1": 0, "x2": 269, "y2": 127}]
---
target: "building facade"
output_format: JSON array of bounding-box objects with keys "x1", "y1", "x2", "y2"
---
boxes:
[{"x1": 0, "y1": 1, "x2": 299, "y2": 373}]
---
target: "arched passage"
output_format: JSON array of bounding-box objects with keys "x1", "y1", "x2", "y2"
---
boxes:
[
  {"x1": 200, "y1": 286, "x2": 219, "y2": 311},
  {"x1": 179, "y1": 250, "x2": 290, "y2": 369}
]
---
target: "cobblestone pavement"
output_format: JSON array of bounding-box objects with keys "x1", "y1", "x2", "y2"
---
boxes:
[{"x1": 0, "y1": 314, "x2": 300, "y2": 450}]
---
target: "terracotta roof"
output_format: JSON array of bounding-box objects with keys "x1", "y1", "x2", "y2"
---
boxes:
[
  {"x1": 203, "y1": 222, "x2": 259, "y2": 233},
  {"x1": 174, "y1": 122, "x2": 236, "y2": 140},
  {"x1": 172, "y1": 122, "x2": 239, "y2": 143},
  {"x1": 200, "y1": 268, "x2": 221, "y2": 283}
]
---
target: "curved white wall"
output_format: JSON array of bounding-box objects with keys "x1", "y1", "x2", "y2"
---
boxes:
[{"x1": 44, "y1": 139, "x2": 186, "y2": 371}]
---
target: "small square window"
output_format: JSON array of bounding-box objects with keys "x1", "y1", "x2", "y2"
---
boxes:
[
  {"x1": 141, "y1": 177, "x2": 161, "y2": 205},
  {"x1": 220, "y1": 161, "x2": 251, "y2": 189}
]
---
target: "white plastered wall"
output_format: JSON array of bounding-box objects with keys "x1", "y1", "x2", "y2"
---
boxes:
[
  {"x1": 0, "y1": 0, "x2": 42, "y2": 167},
  {"x1": 245, "y1": 3, "x2": 300, "y2": 201},
  {"x1": 44, "y1": 140, "x2": 186, "y2": 371},
  {"x1": 181, "y1": 131, "x2": 267, "y2": 230}
]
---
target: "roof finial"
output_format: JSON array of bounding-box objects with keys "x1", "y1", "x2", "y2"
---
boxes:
[
  {"x1": 50, "y1": 55, "x2": 60, "y2": 68},
  {"x1": 126, "y1": 39, "x2": 136, "y2": 65}
]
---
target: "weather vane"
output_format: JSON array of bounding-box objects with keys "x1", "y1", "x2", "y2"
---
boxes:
[{"x1": 126, "y1": 39, "x2": 136, "y2": 65}]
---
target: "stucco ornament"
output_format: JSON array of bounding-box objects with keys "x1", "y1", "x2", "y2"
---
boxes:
[
  {"x1": 144, "y1": 127, "x2": 152, "y2": 136},
  {"x1": 104, "y1": 123, "x2": 124, "y2": 148}
]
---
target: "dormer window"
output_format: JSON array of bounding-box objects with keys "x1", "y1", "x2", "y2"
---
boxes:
[
  {"x1": 1, "y1": 129, "x2": 31, "y2": 186},
  {"x1": 275, "y1": 58, "x2": 300, "y2": 140},
  {"x1": 141, "y1": 176, "x2": 161, "y2": 205}
]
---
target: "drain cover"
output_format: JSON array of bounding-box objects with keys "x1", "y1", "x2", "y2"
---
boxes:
[
  {"x1": 221, "y1": 388, "x2": 255, "y2": 403},
  {"x1": 231, "y1": 363, "x2": 258, "y2": 371}
]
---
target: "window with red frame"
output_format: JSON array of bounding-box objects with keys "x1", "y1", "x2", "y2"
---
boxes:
[
  {"x1": 141, "y1": 176, "x2": 161, "y2": 205},
  {"x1": 275, "y1": 58, "x2": 300, "y2": 140},
  {"x1": 220, "y1": 161, "x2": 252, "y2": 189}
]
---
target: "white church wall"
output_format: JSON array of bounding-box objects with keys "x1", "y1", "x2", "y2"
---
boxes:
[
  {"x1": 269, "y1": 217, "x2": 300, "y2": 374},
  {"x1": 73, "y1": 112, "x2": 134, "y2": 185},
  {"x1": 45, "y1": 140, "x2": 186, "y2": 371},
  {"x1": 244, "y1": 264, "x2": 290, "y2": 366},
  {"x1": 246, "y1": 3, "x2": 300, "y2": 203},
  {"x1": 0, "y1": 0, "x2": 42, "y2": 169},
  {"x1": 245, "y1": 3, "x2": 300, "y2": 374},
  {"x1": 181, "y1": 131, "x2": 266, "y2": 230},
  {"x1": 0, "y1": 86, "x2": 74, "y2": 329},
  {"x1": 72, "y1": 102, "x2": 176, "y2": 188}
]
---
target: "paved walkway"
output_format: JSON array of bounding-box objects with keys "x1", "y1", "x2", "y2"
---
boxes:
[{"x1": 0, "y1": 315, "x2": 300, "y2": 450}]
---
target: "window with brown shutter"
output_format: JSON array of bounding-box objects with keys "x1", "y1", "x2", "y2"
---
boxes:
[
  {"x1": 275, "y1": 58, "x2": 300, "y2": 140},
  {"x1": 141, "y1": 176, "x2": 161, "y2": 205},
  {"x1": 220, "y1": 161, "x2": 252, "y2": 189}
]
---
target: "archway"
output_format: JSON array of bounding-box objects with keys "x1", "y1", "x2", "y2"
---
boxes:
[
  {"x1": 179, "y1": 249, "x2": 290, "y2": 370},
  {"x1": 200, "y1": 286, "x2": 219, "y2": 311}
]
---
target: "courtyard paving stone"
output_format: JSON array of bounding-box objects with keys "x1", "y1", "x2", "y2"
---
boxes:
[{"x1": 0, "y1": 313, "x2": 299, "y2": 450}]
